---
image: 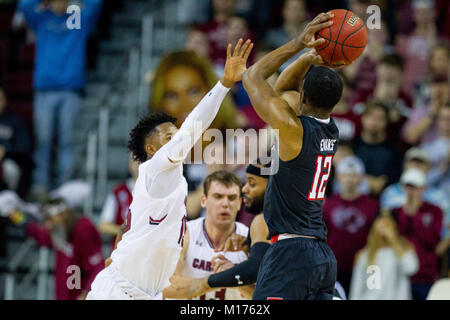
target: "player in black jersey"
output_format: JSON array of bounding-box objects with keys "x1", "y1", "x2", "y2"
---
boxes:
[{"x1": 243, "y1": 12, "x2": 343, "y2": 300}]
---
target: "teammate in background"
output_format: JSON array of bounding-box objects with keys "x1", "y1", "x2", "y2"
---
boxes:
[
  {"x1": 163, "y1": 171, "x2": 252, "y2": 300},
  {"x1": 242, "y1": 12, "x2": 343, "y2": 300},
  {"x1": 169, "y1": 162, "x2": 271, "y2": 299},
  {"x1": 86, "y1": 39, "x2": 253, "y2": 300}
]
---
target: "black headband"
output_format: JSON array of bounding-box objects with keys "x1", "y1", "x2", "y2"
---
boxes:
[{"x1": 246, "y1": 164, "x2": 269, "y2": 178}]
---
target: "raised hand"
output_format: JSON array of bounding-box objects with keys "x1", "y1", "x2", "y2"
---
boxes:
[
  {"x1": 221, "y1": 38, "x2": 254, "y2": 88},
  {"x1": 297, "y1": 12, "x2": 334, "y2": 48}
]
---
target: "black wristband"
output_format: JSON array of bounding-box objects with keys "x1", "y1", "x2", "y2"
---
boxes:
[{"x1": 207, "y1": 242, "x2": 271, "y2": 288}]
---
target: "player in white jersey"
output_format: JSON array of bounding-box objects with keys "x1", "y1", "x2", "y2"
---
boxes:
[
  {"x1": 163, "y1": 171, "x2": 254, "y2": 300},
  {"x1": 86, "y1": 39, "x2": 254, "y2": 300}
]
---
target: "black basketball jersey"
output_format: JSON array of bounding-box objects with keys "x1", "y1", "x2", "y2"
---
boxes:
[{"x1": 264, "y1": 116, "x2": 339, "y2": 241}]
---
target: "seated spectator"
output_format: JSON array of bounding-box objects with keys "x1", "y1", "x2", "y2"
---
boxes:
[
  {"x1": 199, "y1": 0, "x2": 235, "y2": 67},
  {"x1": 18, "y1": 0, "x2": 102, "y2": 198},
  {"x1": 331, "y1": 74, "x2": 361, "y2": 142},
  {"x1": 10, "y1": 195, "x2": 104, "y2": 300},
  {"x1": 323, "y1": 156, "x2": 379, "y2": 294},
  {"x1": 412, "y1": 45, "x2": 449, "y2": 109},
  {"x1": 381, "y1": 147, "x2": 448, "y2": 215},
  {"x1": 403, "y1": 75, "x2": 448, "y2": 146},
  {"x1": 0, "y1": 87, "x2": 33, "y2": 197},
  {"x1": 98, "y1": 156, "x2": 138, "y2": 247},
  {"x1": 353, "y1": 102, "x2": 402, "y2": 195},
  {"x1": 264, "y1": 0, "x2": 308, "y2": 48},
  {"x1": 392, "y1": 168, "x2": 444, "y2": 300},
  {"x1": 345, "y1": 19, "x2": 393, "y2": 106},
  {"x1": 368, "y1": 54, "x2": 412, "y2": 143},
  {"x1": 396, "y1": 0, "x2": 438, "y2": 95},
  {"x1": 349, "y1": 216, "x2": 419, "y2": 300}
]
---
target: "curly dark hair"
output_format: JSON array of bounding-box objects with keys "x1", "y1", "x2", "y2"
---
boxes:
[{"x1": 127, "y1": 112, "x2": 177, "y2": 163}]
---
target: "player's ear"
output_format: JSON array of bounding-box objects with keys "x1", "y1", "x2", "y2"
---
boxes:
[
  {"x1": 145, "y1": 142, "x2": 156, "y2": 158},
  {"x1": 200, "y1": 194, "x2": 207, "y2": 208}
]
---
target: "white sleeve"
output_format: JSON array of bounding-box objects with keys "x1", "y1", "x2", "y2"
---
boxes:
[
  {"x1": 143, "y1": 81, "x2": 231, "y2": 175},
  {"x1": 142, "y1": 81, "x2": 230, "y2": 197},
  {"x1": 99, "y1": 193, "x2": 117, "y2": 224}
]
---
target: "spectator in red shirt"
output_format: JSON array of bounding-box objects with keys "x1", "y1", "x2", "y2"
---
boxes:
[
  {"x1": 323, "y1": 156, "x2": 379, "y2": 294},
  {"x1": 26, "y1": 197, "x2": 104, "y2": 300},
  {"x1": 392, "y1": 168, "x2": 444, "y2": 300},
  {"x1": 199, "y1": 0, "x2": 235, "y2": 67}
]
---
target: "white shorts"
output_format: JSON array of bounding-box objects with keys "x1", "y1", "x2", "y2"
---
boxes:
[{"x1": 86, "y1": 266, "x2": 162, "y2": 300}]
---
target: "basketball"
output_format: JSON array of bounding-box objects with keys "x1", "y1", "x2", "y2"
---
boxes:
[{"x1": 315, "y1": 9, "x2": 368, "y2": 66}]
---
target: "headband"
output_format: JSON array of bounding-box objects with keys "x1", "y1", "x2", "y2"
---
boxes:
[{"x1": 246, "y1": 164, "x2": 269, "y2": 178}]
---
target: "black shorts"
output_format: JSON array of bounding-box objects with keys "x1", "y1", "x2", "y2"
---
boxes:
[{"x1": 253, "y1": 237, "x2": 337, "y2": 300}]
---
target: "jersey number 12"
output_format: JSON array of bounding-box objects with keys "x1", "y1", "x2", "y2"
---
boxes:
[{"x1": 308, "y1": 155, "x2": 333, "y2": 200}]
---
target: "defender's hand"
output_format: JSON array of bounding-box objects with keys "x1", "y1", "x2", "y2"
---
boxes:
[
  {"x1": 297, "y1": 12, "x2": 334, "y2": 48},
  {"x1": 212, "y1": 254, "x2": 235, "y2": 273},
  {"x1": 215, "y1": 233, "x2": 247, "y2": 253},
  {"x1": 221, "y1": 38, "x2": 254, "y2": 88}
]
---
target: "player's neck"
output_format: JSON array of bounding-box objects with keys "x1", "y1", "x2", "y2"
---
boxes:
[{"x1": 204, "y1": 219, "x2": 235, "y2": 249}]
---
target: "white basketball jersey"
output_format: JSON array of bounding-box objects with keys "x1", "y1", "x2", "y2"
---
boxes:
[
  {"x1": 110, "y1": 156, "x2": 187, "y2": 297},
  {"x1": 182, "y1": 217, "x2": 249, "y2": 300}
]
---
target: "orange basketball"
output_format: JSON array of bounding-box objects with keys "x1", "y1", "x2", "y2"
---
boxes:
[{"x1": 315, "y1": 9, "x2": 368, "y2": 66}]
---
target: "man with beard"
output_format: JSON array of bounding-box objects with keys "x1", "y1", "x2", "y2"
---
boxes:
[
  {"x1": 25, "y1": 197, "x2": 104, "y2": 300},
  {"x1": 168, "y1": 162, "x2": 271, "y2": 298}
]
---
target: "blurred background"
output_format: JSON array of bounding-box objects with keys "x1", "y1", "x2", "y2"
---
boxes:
[{"x1": 0, "y1": 0, "x2": 448, "y2": 300}]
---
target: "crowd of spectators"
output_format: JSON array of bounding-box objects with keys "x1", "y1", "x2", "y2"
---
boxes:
[{"x1": 0, "y1": 0, "x2": 448, "y2": 300}]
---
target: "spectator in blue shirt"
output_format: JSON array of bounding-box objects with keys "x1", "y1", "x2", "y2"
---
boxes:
[{"x1": 18, "y1": 0, "x2": 102, "y2": 198}]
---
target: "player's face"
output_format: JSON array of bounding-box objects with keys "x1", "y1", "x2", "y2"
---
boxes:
[
  {"x1": 161, "y1": 65, "x2": 209, "y2": 126},
  {"x1": 242, "y1": 173, "x2": 267, "y2": 214},
  {"x1": 203, "y1": 181, "x2": 242, "y2": 227},
  {"x1": 145, "y1": 122, "x2": 178, "y2": 158}
]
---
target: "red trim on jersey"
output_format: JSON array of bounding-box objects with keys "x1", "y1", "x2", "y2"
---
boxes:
[
  {"x1": 271, "y1": 235, "x2": 279, "y2": 243},
  {"x1": 149, "y1": 214, "x2": 168, "y2": 225},
  {"x1": 267, "y1": 297, "x2": 283, "y2": 300}
]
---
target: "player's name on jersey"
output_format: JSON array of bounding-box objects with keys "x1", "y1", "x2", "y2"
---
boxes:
[{"x1": 320, "y1": 139, "x2": 337, "y2": 152}]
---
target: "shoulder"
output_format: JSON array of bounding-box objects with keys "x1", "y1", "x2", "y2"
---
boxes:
[
  {"x1": 75, "y1": 217, "x2": 100, "y2": 238},
  {"x1": 235, "y1": 221, "x2": 249, "y2": 236},
  {"x1": 422, "y1": 201, "x2": 444, "y2": 216},
  {"x1": 187, "y1": 217, "x2": 205, "y2": 238}
]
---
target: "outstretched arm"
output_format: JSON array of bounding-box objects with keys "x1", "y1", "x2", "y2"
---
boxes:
[
  {"x1": 242, "y1": 13, "x2": 333, "y2": 161},
  {"x1": 146, "y1": 39, "x2": 253, "y2": 175}
]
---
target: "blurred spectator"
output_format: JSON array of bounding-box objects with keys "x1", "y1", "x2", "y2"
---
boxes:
[
  {"x1": 331, "y1": 74, "x2": 361, "y2": 142},
  {"x1": 23, "y1": 197, "x2": 104, "y2": 300},
  {"x1": 18, "y1": 0, "x2": 102, "y2": 198},
  {"x1": 353, "y1": 102, "x2": 402, "y2": 195},
  {"x1": 323, "y1": 156, "x2": 379, "y2": 294},
  {"x1": 381, "y1": 147, "x2": 449, "y2": 216},
  {"x1": 435, "y1": 0, "x2": 450, "y2": 42},
  {"x1": 98, "y1": 156, "x2": 138, "y2": 248},
  {"x1": 392, "y1": 168, "x2": 443, "y2": 300},
  {"x1": 395, "y1": 0, "x2": 438, "y2": 94},
  {"x1": 148, "y1": 50, "x2": 239, "y2": 129},
  {"x1": 403, "y1": 74, "x2": 449, "y2": 146},
  {"x1": 421, "y1": 103, "x2": 450, "y2": 192},
  {"x1": 185, "y1": 26, "x2": 210, "y2": 60},
  {"x1": 0, "y1": 87, "x2": 33, "y2": 197},
  {"x1": 349, "y1": 216, "x2": 419, "y2": 300},
  {"x1": 264, "y1": 0, "x2": 308, "y2": 48},
  {"x1": 199, "y1": 0, "x2": 235, "y2": 67},
  {"x1": 369, "y1": 54, "x2": 412, "y2": 142},
  {"x1": 412, "y1": 45, "x2": 449, "y2": 109},
  {"x1": 345, "y1": 20, "x2": 393, "y2": 106}
]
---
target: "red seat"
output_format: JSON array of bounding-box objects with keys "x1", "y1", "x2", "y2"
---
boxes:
[
  {"x1": 4, "y1": 71, "x2": 33, "y2": 98},
  {"x1": 0, "y1": 12, "x2": 13, "y2": 36},
  {"x1": 18, "y1": 43, "x2": 35, "y2": 67}
]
